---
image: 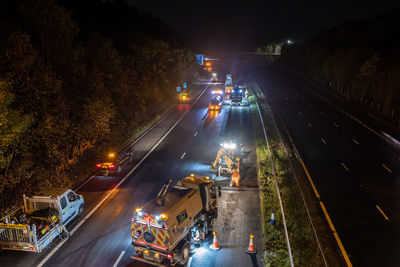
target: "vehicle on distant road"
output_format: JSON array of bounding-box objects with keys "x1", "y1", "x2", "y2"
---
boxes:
[
  {"x1": 209, "y1": 96, "x2": 222, "y2": 111},
  {"x1": 0, "y1": 188, "x2": 84, "y2": 253},
  {"x1": 96, "y1": 151, "x2": 133, "y2": 174},
  {"x1": 131, "y1": 175, "x2": 221, "y2": 266},
  {"x1": 178, "y1": 93, "x2": 190, "y2": 103}
]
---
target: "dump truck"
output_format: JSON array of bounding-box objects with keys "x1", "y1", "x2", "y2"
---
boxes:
[
  {"x1": 131, "y1": 174, "x2": 221, "y2": 266},
  {"x1": 0, "y1": 188, "x2": 84, "y2": 253},
  {"x1": 230, "y1": 85, "x2": 243, "y2": 105}
]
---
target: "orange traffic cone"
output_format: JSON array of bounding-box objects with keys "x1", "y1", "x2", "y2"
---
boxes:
[
  {"x1": 246, "y1": 234, "x2": 256, "y2": 254},
  {"x1": 209, "y1": 231, "x2": 221, "y2": 250}
]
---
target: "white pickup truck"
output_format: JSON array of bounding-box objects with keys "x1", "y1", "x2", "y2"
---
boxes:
[{"x1": 0, "y1": 188, "x2": 84, "y2": 252}]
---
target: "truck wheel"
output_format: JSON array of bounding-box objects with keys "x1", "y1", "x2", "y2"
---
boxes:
[
  {"x1": 178, "y1": 241, "x2": 191, "y2": 265},
  {"x1": 78, "y1": 204, "x2": 84, "y2": 217}
]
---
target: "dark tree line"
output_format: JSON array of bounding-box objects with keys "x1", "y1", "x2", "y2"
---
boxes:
[
  {"x1": 281, "y1": 7, "x2": 400, "y2": 123},
  {"x1": 0, "y1": 0, "x2": 200, "y2": 212}
]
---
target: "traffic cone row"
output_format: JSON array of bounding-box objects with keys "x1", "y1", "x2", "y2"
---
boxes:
[
  {"x1": 270, "y1": 209, "x2": 276, "y2": 225},
  {"x1": 209, "y1": 231, "x2": 221, "y2": 250},
  {"x1": 246, "y1": 234, "x2": 256, "y2": 254},
  {"x1": 208, "y1": 231, "x2": 257, "y2": 254}
]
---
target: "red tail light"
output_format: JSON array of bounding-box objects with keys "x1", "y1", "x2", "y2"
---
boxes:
[
  {"x1": 109, "y1": 164, "x2": 115, "y2": 169},
  {"x1": 96, "y1": 163, "x2": 102, "y2": 168},
  {"x1": 168, "y1": 254, "x2": 173, "y2": 259},
  {"x1": 29, "y1": 247, "x2": 35, "y2": 251}
]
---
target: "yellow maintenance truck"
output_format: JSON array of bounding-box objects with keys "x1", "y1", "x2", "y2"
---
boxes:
[{"x1": 131, "y1": 174, "x2": 221, "y2": 266}]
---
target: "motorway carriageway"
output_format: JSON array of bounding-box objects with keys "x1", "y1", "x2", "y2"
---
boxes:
[
  {"x1": 255, "y1": 69, "x2": 400, "y2": 267},
  {"x1": 0, "y1": 81, "x2": 263, "y2": 267}
]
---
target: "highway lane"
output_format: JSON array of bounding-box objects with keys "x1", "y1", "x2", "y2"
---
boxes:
[
  {"x1": 1, "y1": 80, "x2": 263, "y2": 267},
  {"x1": 0, "y1": 83, "x2": 207, "y2": 267},
  {"x1": 255, "y1": 68, "x2": 399, "y2": 266}
]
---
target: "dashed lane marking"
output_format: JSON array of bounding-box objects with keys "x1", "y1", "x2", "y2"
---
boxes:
[
  {"x1": 321, "y1": 138, "x2": 327, "y2": 144},
  {"x1": 320, "y1": 111, "x2": 324, "y2": 116},
  {"x1": 352, "y1": 139, "x2": 359, "y2": 145},
  {"x1": 341, "y1": 162, "x2": 350, "y2": 172},
  {"x1": 298, "y1": 111, "x2": 302, "y2": 116},
  {"x1": 308, "y1": 122, "x2": 312, "y2": 128},
  {"x1": 334, "y1": 123, "x2": 339, "y2": 128},
  {"x1": 194, "y1": 131, "x2": 198, "y2": 137},
  {"x1": 113, "y1": 251, "x2": 126, "y2": 267},
  {"x1": 181, "y1": 152, "x2": 186, "y2": 159},
  {"x1": 37, "y1": 84, "x2": 210, "y2": 267},
  {"x1": 382, "y1": 164, "x2": 392, "y2": 173},
  {"x1": 376, "y1": 205, "x2": 390, "y2": 221}
]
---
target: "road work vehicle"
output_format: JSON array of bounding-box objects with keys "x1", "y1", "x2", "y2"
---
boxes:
[
  {"x1": 131, "y1": 174, "x2": 221, "y2": 266},
  {"x1": 0, "y1": 188, "x2": 84, "y2": 253},
  {"x1": 210, "y1": 141, "x2": 241, "y2": 178},
  {"x1": 225, "y1": 74, "x2": 233, "y2": 94},
  {"x1": 230, "y1": 85, "x2": 243, "y2": 105}
]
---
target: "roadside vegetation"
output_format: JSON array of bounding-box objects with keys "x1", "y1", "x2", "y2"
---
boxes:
[
  {"x1": 280, "y1": 7, "x2": 400, "y2": 124},
  {"x1": 0, "y1": 0, "x2": 201, "y2": 214},
  {"x1": 249, "y1": 85, "x2": 337, "y2": 266}
]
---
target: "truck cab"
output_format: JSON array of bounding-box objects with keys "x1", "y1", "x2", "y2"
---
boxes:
[{"x1": 0, "y1": 188, "x2": 84, "y2": 253}]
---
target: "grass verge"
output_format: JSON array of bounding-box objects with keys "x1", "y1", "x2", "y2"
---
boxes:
[{"x1": 249, "y1": 84, "x2": 328, "y2": 266}]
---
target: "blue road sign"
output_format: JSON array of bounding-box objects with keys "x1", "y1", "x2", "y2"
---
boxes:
[
  {"x1": 183, "y1": 82, "x2": 187, "y2": 89},
  {"x1": 176, "y1": 87, "x2": 181, "y2": 92},
  {"x1": 195, "y1": 54, "x2": 204, "y2": 65}
]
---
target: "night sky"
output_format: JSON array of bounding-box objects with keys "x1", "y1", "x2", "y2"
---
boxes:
[{"x1": 126, "y1": 0, "x2": 399, "y2": 51}]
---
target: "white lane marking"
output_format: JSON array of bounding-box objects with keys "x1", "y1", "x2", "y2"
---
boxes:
[
  {"x1": 334, "y1": 123, "x2": 339, "y2": 128},
  {"x1": 113, "y1": 251, "x2": 126, "y2": 267},
  {"x1": 76, "y1": 106, "x2": 174, "y2": 191},
  {"x1": 181, "y1": 152, "x2": 186, "y2": 159},
  {"x1": 320, "y1": 111, "x2": 324, "y2": 116},
  {"x1": 321, "y1": 138, "x2": 327, "y2": 144},
  {"x1": 194, "y1": 131, "x2": 198, "y2": 137},
  {"x1": 381, "y1": 164, "x2": 392, "y2": 173},
  {"x1": 308, "y1": 122, "x2": 312, "y2": 128},
  {"x1": 341, "y1": 162, "x2": 349, "y2": 172},
  {"x1": 187, "y1": 255, "x2": 193, "y2": 267},
  {"x1": 376, "y1": 205, "x2": 390, "y2": 221},
  {"x1": 298, "y1": 111, "x2": 302, "y2": 116},
  {"x1": 37, "y1": 85, "x2": 210, "y2": 267},
  {"x1": 352, "y1": 139, "x2": 359, "y2": 145}
]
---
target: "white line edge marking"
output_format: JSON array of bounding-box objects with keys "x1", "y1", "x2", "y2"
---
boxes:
[
  {"x1": 341, "y1": 162, "x2": 349, "y2": 171},
  {"x1": 321, "y1": 138, "x2": 327, "y2": 144},
  {"x1": 194, "y1": 131, "x2": 198, "y2": 137},
  {"x1": 113, "y1": 251, "x2": 126, "y2": 267},
  {"x1": 381, "y1": 164, "x2": 392, "y2": 173},
  {"x1": 181, "y1": 152, "x2": 186, "y2": 159},
  {"x1": 352, "y1": 139, "x2": 359, "y2": 145},
  {"x1": 376, "y1": 205, "x2": 390, "y2": 221},
  {"x1": 37, "y1": 85, "x2": 209, "y2": 267},
  {"x1": 76, "y1": 108, "x2": 173, "y2": 191}
]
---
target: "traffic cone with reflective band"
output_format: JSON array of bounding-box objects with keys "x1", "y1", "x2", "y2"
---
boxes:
[
  {"x1": 246, "y1": 234, "x2": 256, "y2": 254},
  {"x1": 209, "y1": 231, "x2": 221, "y2": 250},
  {"x1": 270, "y1": 210, "x2": 276, "y2": 225}
]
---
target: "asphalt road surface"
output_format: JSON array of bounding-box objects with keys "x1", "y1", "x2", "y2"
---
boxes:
[
  {"x1": 0, "y1": 81, "x2": 263, "y2": 267},
  {"x1": 255, "y1": 68, "x2": 400, "y2": 267}
]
